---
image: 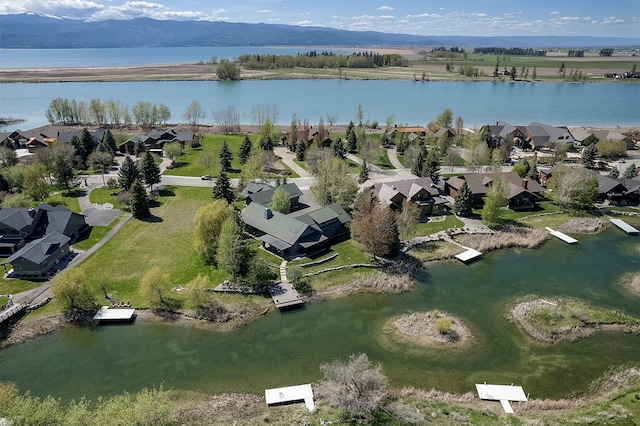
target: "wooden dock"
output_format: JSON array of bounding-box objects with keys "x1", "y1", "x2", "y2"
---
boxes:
[
  {"x1": 545, "y1": 227, "x2": 577, "y2": 244},
  {"x1": 610, "y1": 218, "x2": 639, "y2": 234},
  {"x1": 93, "y1": 306, "x2": 136, "y2": 322},
  {"x1": 268, "y1": 282, "x2": 304, "y2": 309}
]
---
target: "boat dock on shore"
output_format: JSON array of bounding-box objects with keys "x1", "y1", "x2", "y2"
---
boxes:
[
  {"x1": 545, "y1": 227, "x2": 577, "y2": 244},
  {"x1": 609, "y1": 218, "x2": 639, "y2": 234}
]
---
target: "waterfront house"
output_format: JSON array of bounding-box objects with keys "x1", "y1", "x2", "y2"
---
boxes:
[
  {"x1": 241, "y1": 202, "x2": 351, "y2": 258},
  {"x1": 57, "y1": 128, "x2": 106, "y2": 145},
  {"x1": 446, "y1": 172, "x2": 545, "y2": 209},
  {"x1": 118, "y1": 129, "x2": 195, "y2": 154},
  {"x1": 596, "y1": 175, "x2": 640, "y2": 206},
  {"x1": 370, "y1": 177, "x2": 448, "y2": 217},
  {"x1": 392, "y1": 126, "x2": 426, "y2": 143},
  {"x1": 0, "y1": 231, "x2": 71, "y2": 279},
  {"x1": 0, "y1": 203, "x2": 86, "y2": 257},
  {"x1": 281, "y1": 125, "x2": 332, "y2": 151}
]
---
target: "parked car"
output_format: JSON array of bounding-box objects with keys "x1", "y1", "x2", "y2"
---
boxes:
[
  {"x1": 201, "y1": 175, "x2": 211, "y2": 180},
  {"x1": 618, "y1": 158, "x2": 626, "y2": 163}
]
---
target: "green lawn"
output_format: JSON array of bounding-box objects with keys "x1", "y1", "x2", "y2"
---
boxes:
[
  {"x1": 374, "y1": 148, "x2": 395, "y2": 169},
  {"x1": 293, "y1": 158, "x2": 311, "y2": 173},
  {"x1": 45, "y1": 189, "x2": 83, "y2": 213},
  {"x1": 163, "y1": 134, "x2": 254, "y2": 178},
  {"x1": 74, "y1": 186, "x2": 231, "y2": 308},
  {"x1": 0, "y1": 275, "x2": 43, "y2": 295},
  {"x1": 501, "y1": 199, "x2": 561, "y2": 221},
  {"x1": 88, "y1": 187, "x2": 126, "y2": 209},
  {"x1": 72, "y1": 213, "x2": 125, "y2": 251},
  {"x1": 402, "y1": 214, "x2": 465, "y2": 239},
  {"x1": 289, "y1": 239, "x2": 372, "y2": 274}
]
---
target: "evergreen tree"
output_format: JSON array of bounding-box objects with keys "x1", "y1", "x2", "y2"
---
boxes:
[
  {"x1": 422, "y1": 148, "x2": 441, "y2": 182},
  {"x1": 104, "y1": 129, "x2": 117, "y2": 153},
  {"x1": 412, "y1": 146, "x2": 426, "y2": 177},
  {"x1": 219, "y1": 140, "x2": 233, "y2": 172},
  {"x1": 608, "y1": 166, "x2": 620, "y2": 178},
  {"x1": 52, "y1": 156, "x2": 78, "y2": 194},
  {"x1": 581, "y1": 144, "x2": 597, "y2": 169},
  {"x1": 259, "y1": 134, "x2": 273, "y2": 151},
  {"x1": 141, "y1": 151, "x2": 162, "y2": 191},
  {"x1": 623, "y1": 163, "x2": 639, "y2": 179},
  {"x1": 118, "y1": 156, "x2": 141, "y2": 191},
  {"x1": 212, "y1": 171, "x2": 234, "y2": 204},
  {"x1": 347, "y1": 122, "x2": 358, "y2": 152},
  {"x1": 130, "y1": 179, "x2": 150, "y2": 219},
  {"x1": 238, "y1": 134, "x2": 252, "y2": 165},
  {"x1": 331, "y1": 137, "x2": 347, "y2": 159},
  {"x1": 453, "y1": 181, "x2": 473, "y2": 217},
  {"x1": 295, "y1": 141, "x2": 306, "y2": 161},
  {"x1": 358, "y1": 159, "x2": 370, "y2": 184}
]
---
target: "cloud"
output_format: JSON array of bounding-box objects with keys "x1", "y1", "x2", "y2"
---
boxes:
[
  {"x1": 291, "y1": 20, "x2": 313, "y2": 26},
  {"x1": 602, "y1": 17, "x2": 624, "y2": 24},
  {"x1": 377, "y1": 6, "x2": 393, "y2": 11},
  {"x1": 550, "y1": 11, "x2": 560, "y2": 15},
  {"x1": 256, "y1": 9, "x2": 272, "y2": 13},
  {"x1": 0, "y1": 0, "x2": 104, "y2": 18}
]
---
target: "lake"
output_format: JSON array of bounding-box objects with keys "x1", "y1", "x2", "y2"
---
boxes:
[
  {"x1": 0, "y1": 229, "x2": 638, "y2": 402},
  {"x1": 1, "y1": 79, "x2": 639, "y2": 131}
]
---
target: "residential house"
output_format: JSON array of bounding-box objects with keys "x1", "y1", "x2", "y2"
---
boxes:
[
  {"x1": 239, "y1": 182, "x2": 273, "y2": 198},
  {"x1": 57, "y1": 128, "x2": 106, "y2": 145},
  {"x1": 0, "y1": 203, "x2": 86, "y2": 257},
  {"x1": 481, "y1": 121, "x2": 575, "y2": 151},
  {"x1": 446, "y1": 172, "x2": 545, "y2": 209},
  {"x1": 241, "y1": 202, "x2": 351, "y2": 258},
  {"x1": 281, "y1": 126, "x2": 332, "y2": 151},
  {"x1": 371, "y1": 177, "x2": 448, "y2": 217},
  {"x1": 482, "y1": 121, "x2": 529, "y2": 148},
  {"x1": 392, "y1": 126, "x2": 426, "y2": 143},
  {"x1": 243, "y1": 183, "x2": 303, "y2": 210},
  {"x1": 596, "y1": 175, "x2": 640, "y2": 206},
  {"x1": 118, "y1": 129, "x2": 195, "y2": 154},
  {"x1": 1, "y1": 232, "x2": 71, "y2": 279}
]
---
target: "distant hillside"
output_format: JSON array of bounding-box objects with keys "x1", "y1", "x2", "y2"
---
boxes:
[{"x1": 1, "y1": 13, "x2": 637, "y2": 49}]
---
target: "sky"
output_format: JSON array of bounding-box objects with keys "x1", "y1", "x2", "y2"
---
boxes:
[{"x1": 1, "y1": 0, "x2": 639, "y2": 38}]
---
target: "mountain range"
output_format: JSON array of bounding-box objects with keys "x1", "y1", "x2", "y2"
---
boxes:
[{"x1": 1, "y1": 13, "x2": 637, "y2": 49}]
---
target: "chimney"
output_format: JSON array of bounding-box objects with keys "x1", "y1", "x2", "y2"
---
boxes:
[
  {"x1": 521, "y1": 178, "x2": 528, "y2": 189},
  {"x1": 28, "y1": 208, "x2": 36, "y2": 218},
  {"x1": 264, "y1": 207, "x2": 273, "y2": 220}
]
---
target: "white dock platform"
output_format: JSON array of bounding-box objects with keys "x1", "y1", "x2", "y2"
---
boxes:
[
  {"x1": 610, "y1": 218, "x2": 639, "y2": 234},
  {"x1": 265, "y1": 384, "x2": 314, "y2": 411},
  {"x1": 455, "y1": 248, "x2": 483, "y2": 263},
  {"x1": 93, "y1": 306, "x2": 135, "y2": 322},
  {"x1": 545, "y1": 227, "x2": 577, "y2": 244},
  {"x1": 476, "y1": 383, "x2": 528, "y2": 414}
]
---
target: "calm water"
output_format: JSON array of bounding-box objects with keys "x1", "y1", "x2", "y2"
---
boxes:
[
  {"x1": 0, "y1": 47, "x2": 363, "y2": 68},
  {"x1": 0, "y1": 229, "x2": 638, "y2": 402},
  {"x1": 1, "y1": 80, "x2": 639, "y2": 131}
]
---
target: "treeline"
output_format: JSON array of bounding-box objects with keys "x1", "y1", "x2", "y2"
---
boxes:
[
  {"x1": 567, "y1": 50, "x2": 585, "y2": 57},
  {"x1": 599, "y1": 48, "x2": 614, "y2": 57},
  {"x1": 237, "y1": 51, "x2": 410, "y2": 70},
  {"x1": 473, "y1": 47, "x2": 547, "y2": 56},
  {"x1": 45, "y1": 97, "x2": 171, "y2": 128}
]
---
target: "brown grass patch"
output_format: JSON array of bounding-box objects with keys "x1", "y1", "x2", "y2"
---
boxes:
[
  {"x1": 386, "y1": 310, "x2": 473, "y2": 347},
  {"x1": 455, "y1": 224, "x2": 548, "y2": 252},
  {"x1": 620, "y1": 272, "x2": 640, "y2": 297},
  {"x1": 559, "y1": 217, "x2": 607, "y2": 234}
]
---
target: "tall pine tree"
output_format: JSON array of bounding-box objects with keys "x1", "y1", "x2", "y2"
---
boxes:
[
  {"x1": 118, "y1": 156, "x2": 141, "y2": 191},
  {"x1": 412, "y1": 146, "x2": 426, "y2": 177},
  {"x1": 453, "y1": 181, "x2": 472, "y2": 217},
  {"x1": 238, "y1": 134, "x2": 252, "y2": 164},
  {"x1": 358, "y1": 159, "x2": 370, "y2": 184},
  {"x1": 130, "y1": 179, "x2": 150, "y2": 219},
  {"x1": 212, "y1": 171, "x2": 234, "y2": 204},
  {"x1": 219, "y1": 140, "x2": 233, "y2": 172},
  {"x1": 141, "y1": 151, "x2": 162, "y2": 191}
]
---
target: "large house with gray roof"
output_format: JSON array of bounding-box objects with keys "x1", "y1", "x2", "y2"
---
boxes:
[
  {"x1": 243, "y1": 183, "x2": 303, "y2": 209},
  {"x1": 118, "y1": 129, "x2": 195, "y2": 154},
  {"x1": 241, "y1": 202, "x2": 351, "y2": 258},
  {"x1": 370, "y1": 177, "x2": 447, "y2": 217},
  {"x1": 446, "y1": 172, "x2": 545, "y2": 209},
  {"x1": 482, "y1": 121, "x2": 575, "y2": 151},
  {"x1": 596, "y1": 175, "x2": 640, "y2": 206},
  {"x1": 0, "y1": 204, "x2": 86, "y2": 278}
]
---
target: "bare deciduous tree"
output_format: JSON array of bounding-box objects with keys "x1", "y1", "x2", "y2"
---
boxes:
[
  {"x1": 213, "y1": 106, "x2": 241, "y2": 134},
  {"x1": 317, "y1": 353, "x2": 388, "y2": 419}
]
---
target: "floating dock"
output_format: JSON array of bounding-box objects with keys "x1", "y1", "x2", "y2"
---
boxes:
[
  {"x1": 265, "y1": 384, "x2": 314, "y2": 411},
  {"x1": 610, "y1": 218, "x2": 639, "y2": 234},
  {"x1": 93, "y1": 306, "x2": 136, "y2": 322},
  {"x1": 455, "y1": 248, "x2": 483, "y2": 263},
  {"x1": 268, "y1": 282, "x2": 304, "y2": 309},
  {"x1": 545, "y1": 227, "x2": 577, "y2": 244},
  {"x1": 476, "y1": 383, "x2": 528, "y2": 414}
]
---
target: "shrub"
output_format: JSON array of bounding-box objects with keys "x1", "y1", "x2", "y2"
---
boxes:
[{"x1": 435, "y1": 317, "x2": 452, "y2": 334}]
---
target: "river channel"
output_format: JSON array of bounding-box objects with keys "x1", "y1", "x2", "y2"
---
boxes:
[{"x1": 0, "y1": 228, "x2": 638, "y2": 402}]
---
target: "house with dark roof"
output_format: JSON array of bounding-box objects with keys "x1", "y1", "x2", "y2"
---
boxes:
[
  {"x1": 481, "y1": 121, "x2": 575, "y2": 151},
  {"x1": 1, "y1": 232, "x2": 71, "y2": 279},
  {"x1": 118, "y1": 129, "x2": 195, "y2": 154},
  {"x1": 0, "y1": 203, "x2": 86, "y2": 256},
  {"x1": 371, "y1": 177, "x2": 448, "y2": 217},
  {"x1": 596, "y1": 175, "x2": 640, "y2": 206},
  {"x1": 241, "y1": 202, "x2": 351, "y2": 258},
  {"x1": 244, "y1": 183, "x2": 303, "y2": 210},
  {"x1": 446, "y1": 172, "x2": 545, "y2": 209},
  {"x1": 57, "y1": 128, "x2": 106, "y2": 144}
]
